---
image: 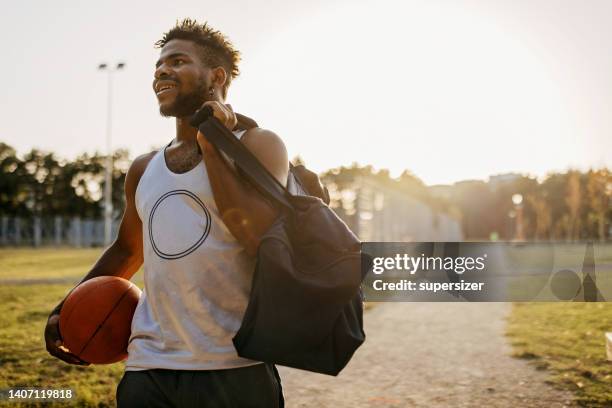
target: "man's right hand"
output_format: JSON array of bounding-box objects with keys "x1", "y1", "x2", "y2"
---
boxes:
[{"x1": 44, "y1": 307, "x2": 90, "y2": 366}]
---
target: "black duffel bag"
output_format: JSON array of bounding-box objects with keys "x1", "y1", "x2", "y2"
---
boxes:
[{"x1": 195, "y1": 114, "x2": 367, "y2": 376}]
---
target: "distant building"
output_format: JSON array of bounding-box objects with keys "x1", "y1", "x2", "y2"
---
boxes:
[
  {"x1": 332, "y1": 175, "x2": 463, "y2": 242},
  {"x1": 428, "y1": 184, "x2": 454, "y2": 200},
  {"x1": 488, "y1": 173, "x2": 521, "y2": 191}
]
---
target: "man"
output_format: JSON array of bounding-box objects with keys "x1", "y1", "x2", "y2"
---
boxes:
[{"x1": 44, "y1": 19, "x2": 288, "y2": 407}]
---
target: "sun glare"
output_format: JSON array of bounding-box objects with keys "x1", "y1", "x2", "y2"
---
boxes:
[{"x1": 234, "y1": 1, "x2": 575, "y2": 185}]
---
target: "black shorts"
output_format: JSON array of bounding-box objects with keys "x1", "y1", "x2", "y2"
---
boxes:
[{"x1": 116, "y1": 363, "x2": 284, "y2": 408}]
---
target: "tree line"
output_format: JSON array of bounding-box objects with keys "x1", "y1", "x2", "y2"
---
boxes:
[
  {"x1": 0, "y1": 142, "x2": 129, "y2": 219},
  {"x1": 1, "y1": 142, "x2": 611, "y2": 241},
  {"x1": 443, "y1": 169, "x2": 611, "y2": 241},
  {"x1": 321, "y1": 164, "x2": 612, "y2": 241}
]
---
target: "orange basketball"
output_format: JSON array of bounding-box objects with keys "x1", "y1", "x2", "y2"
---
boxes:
[{"x1": 59, "y1": 276, "x2": 142, "y2": 364}]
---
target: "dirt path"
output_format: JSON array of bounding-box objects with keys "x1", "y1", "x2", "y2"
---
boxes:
[{"x1": 277, "y1": 303, "x2": 575, "y2": 407}]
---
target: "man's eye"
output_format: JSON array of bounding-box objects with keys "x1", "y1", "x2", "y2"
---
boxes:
[{"x1": 173, "y1": 59, "x2": 184, "y2": 66}]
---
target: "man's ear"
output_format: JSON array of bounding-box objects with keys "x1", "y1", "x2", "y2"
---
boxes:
[{"x1": 211, "y1": 67, "x2": 228, "y2": 90}]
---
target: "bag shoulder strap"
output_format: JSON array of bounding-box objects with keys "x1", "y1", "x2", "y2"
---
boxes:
[{"x1": 197, "y1": 117, "x2": 293, "y2": 211}]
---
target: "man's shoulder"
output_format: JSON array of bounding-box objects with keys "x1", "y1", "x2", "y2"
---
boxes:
[
  {"x1": 125, "y1": 150, "x2": 159, "y2": 193},
  {"x1": 130, "y1": 150, "x2": 158, "y2": 174},
  {"x1": 240, "y1": 128, "x2": 289, "y2": 187},
  {"x1": 241, "y1": 128, "x2": 286, "y2": 150}
]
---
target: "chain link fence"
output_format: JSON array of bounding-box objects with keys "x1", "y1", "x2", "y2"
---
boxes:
[{"x1": 0, "y1": 216, "x2": 119, "y2": 247}]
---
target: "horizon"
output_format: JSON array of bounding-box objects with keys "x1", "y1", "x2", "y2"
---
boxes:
[{"x1": 1, "y1": 139, "x2": 604, "y2": 188}]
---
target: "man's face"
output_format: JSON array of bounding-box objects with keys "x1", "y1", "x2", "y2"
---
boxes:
[{"x1": 153, "y1": 39, "x2": 209, "y2": 117}]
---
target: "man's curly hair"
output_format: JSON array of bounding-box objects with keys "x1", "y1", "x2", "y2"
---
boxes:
[{"x1": 155, "y1": 19, "x2": 240, "y2": 98}]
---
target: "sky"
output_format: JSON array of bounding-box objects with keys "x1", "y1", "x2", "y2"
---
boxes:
[{"x1": 2, "y1": 0, "x2": 611, "y2": 185}]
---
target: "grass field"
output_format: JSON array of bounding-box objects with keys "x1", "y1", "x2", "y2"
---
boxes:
[
  {"x1": 0, "y1": 248, "x2": 142, "y2": 407},
  {"x1": 0, "y1": 283, "x2": 124, "y2": 407},
  {"x1": 0, "y1": 248, "x2": 144, "y2": 283},
  {"x1": 0, "y1": 248, "x2": 103, "y2": 280},
  {"x1": 1, "y1": 247, "x2": 611, "y2": 407},
  {"x1": 507, "y1": 303, "x2": 612, "y2": 407}
]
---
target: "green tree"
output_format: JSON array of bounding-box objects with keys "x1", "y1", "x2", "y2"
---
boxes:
[
  {"x1": 0, "y1": 143, "x2": 26, "y2": 215},
  {"x1": 586, "y1": 168, "x2": 612, "y2": 241}
]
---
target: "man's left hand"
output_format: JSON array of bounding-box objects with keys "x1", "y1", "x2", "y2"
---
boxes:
[{"x1": 200, "y1": 101, "x2": 237, "y2": 131}]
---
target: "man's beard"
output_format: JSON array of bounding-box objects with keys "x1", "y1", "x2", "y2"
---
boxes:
[{"x1": 159, "y1": 80, "x2": 207, "y2": 118}]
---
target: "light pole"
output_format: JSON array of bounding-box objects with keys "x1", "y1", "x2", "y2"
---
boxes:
[
  {"x1": 512, "y1": 193, "x2": 524, "y2": 241},
  {"x1": 98, "y1": 62, "x2": 125, "y2": 246}
]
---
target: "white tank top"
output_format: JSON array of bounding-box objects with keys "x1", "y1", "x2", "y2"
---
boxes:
[{"x1": 125, "y1": 129, "x2": 261, "y2": 371}]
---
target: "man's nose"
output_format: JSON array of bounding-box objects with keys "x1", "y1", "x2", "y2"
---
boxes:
[{"x1": 154, "y1": 63, "x2": 172, "y2": 79}]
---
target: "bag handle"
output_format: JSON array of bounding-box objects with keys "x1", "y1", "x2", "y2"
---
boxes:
[{"x1": 196, "y1": 115, "x2": 294, "y2": 211}]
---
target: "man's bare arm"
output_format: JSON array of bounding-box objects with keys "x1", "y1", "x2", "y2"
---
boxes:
[
  {"x1": 44, "y1": 151, "x2": 155, "y2": 365},
  {"x1": 239, "y1": 128, "x2": 289, "y2": 188},
  {"x1": 72, "y1": 152, "x2": 153, "y2": 283},
  {"x1": 198, "y1": 127, "x2": 289, "y2": 256}
]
